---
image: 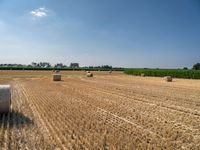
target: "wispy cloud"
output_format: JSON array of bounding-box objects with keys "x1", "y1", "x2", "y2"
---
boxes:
[{"x1": 30, "y1": 7, "x2": 48, "y2": 18}]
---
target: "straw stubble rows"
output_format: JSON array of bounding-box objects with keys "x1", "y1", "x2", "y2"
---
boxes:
[{"x1": 0, "y1": 73, "x2": 200, "y2": 149}]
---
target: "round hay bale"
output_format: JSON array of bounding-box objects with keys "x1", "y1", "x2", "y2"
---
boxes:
[
  {"x1": 86, "y1": 72, "x2": 93, "y2": 77},
  {"x1": 53, "y1": 74, "x2": 61, "y2": 81},
  {"x1": 141, "y1": 73, "x2": 145, "y2": 77},
  {"x1": 0, "y1": 85, "x2": 11, "y2": 113},
  {"x1": 55, "y1": 70, "x2": 60, "y2": 73},
  {"x1": 164, "y1": 76, "x2": 172, "y2": 82}
]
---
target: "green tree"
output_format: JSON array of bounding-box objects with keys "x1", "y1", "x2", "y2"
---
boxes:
[{"x1": 193, "y1": 63, "x2": 200, "y2": 70}]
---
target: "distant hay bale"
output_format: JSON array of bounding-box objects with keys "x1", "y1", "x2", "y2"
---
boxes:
[
  {"x1": 55, "y1": 70, "x2": 60, "y2": 73},
  {"x1": 164, "y1": 76, "x2": 172, "y2": 82},
  {"x1": 141, "y1": 73, "x2": 145, "y2": 77},
  {"x1": 86, "y1": 72, "x2": 93, "y2": 77},
  {"x1": 53, "y1": 74, "x2": 61, "y2": 81},
  {"x1": 0, "y1": 85, "x2": 11, "y2": 113}
]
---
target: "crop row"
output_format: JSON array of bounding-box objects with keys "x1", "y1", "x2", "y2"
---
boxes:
[{"x1": 124, "y1": 69, "x2": 200, "y2": 79}]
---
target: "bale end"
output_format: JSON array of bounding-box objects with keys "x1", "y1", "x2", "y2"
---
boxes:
[
  {"x1": 53, "y1": 74, "x2": 61, "y2": 81},
  {"x1": 0, "y1": 85, "x2": 11, "y2": 113}
]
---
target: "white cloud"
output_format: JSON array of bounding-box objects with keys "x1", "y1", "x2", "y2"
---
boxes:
[{"x1": 30, "y1": 7, "x2": 48, "y2": 18}]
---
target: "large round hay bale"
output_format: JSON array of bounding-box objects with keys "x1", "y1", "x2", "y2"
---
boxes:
[
  {"x1": 164, "y1": 76, "x2": 172, "y2": 82},
  {"x1": 53, "y1": 74, "x2": 61, "y2": 81},
  {"x1": 0, "y1": 85, "x2": 11, "y2": 113},
  {"x1": 86, "y1": 72, "x2": 93, "y2": 77}
]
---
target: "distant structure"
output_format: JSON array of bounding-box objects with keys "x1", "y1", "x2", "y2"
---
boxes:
[
  {"x1": 70, "y1": 63, "x2": 79, "y2": 68},
  {"x1": 55, "y1": 63, "x2": 64, "y2": 68},
  {"x1": 31, "y1": 62, "x2": 37, "y2": 67},
  {"x1": 31, "y1": 62, "x2": 51, "y2": 68}
]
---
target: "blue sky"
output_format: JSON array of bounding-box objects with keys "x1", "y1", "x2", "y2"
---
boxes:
[{"x1": 0, "y1": 0, "x2": 199, "y2": 68}]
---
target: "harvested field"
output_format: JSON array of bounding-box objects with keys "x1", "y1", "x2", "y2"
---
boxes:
[{"x1": 0, "y1": 70, "x2": 200, "y2": 149}]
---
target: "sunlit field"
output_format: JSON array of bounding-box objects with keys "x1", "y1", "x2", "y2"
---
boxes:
[{"x1": 0, "y1": 71, "x2": 199, "y2": 149}]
